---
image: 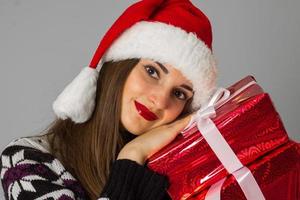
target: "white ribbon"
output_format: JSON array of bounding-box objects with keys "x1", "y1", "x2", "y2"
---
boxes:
[
  {"x1": 181, "y1": 81, "x2": 265, "y2": 200},
  {"x1": 205, "y1": 178, "x2": 226, "y2": 200},
  {"x1": 182, "y1": 80, "x2": 257, "y2": 136},
  {"x1": 205, "y1": 166, "x2": 265, "y2": 200},
  {"x1": 181, "y1": 87, "x2": 230, "y2": 135}
]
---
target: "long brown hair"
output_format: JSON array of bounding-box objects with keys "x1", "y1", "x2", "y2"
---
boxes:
[{"x1": 40, "y1": 58, "x2": 192, "y2": 199}]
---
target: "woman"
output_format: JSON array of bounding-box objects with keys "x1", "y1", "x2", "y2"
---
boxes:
[{"x1": 0, "y1": 0, "x2": 218, "y2": 199}]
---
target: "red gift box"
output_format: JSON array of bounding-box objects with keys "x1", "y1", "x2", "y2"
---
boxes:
[
  {"x1": 189, "y1": 141, "x2": 300, "y2": 200},
  {"x1": 147, "y1": 75, "x2": 289, "y2": 200}
]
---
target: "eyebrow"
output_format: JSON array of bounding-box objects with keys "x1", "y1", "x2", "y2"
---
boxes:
[
  {"x1": 180, "y1": 84, "x2": 194, "y2": 93},
  {"x1": 155, "y1": 61, "x2": 169, "y2": 74},
  {"x1": 155, "y1": 61, "x2": 194, "y2": 93}
]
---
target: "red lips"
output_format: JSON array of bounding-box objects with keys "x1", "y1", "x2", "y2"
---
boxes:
[{"x1": 134, "y1": 100, "x2": 158, "y2": 121}]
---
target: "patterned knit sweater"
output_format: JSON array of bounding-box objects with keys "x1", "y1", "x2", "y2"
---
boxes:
[{"x1": 0, "y1": 136, "x2": 171, "y2": 200}]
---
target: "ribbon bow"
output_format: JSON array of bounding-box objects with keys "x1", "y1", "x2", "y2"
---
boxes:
[{"x1": 182, "y1": 87, "x2": 230, "y2": 135}]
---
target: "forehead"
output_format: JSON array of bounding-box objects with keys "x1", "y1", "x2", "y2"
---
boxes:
[{"x1": 140, "y1": 58, "x2": 193, "y2": 87}]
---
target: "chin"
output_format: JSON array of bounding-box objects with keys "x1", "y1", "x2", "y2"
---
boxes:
[
  {"x1": 125, "y1": 127, "x2": 143, "y2": 136},
  {"x1": 121, "y1": 120, "x2": 143, "y2": 135},
  {"x1": 121, "y1": 105, "x2": 157, "y2": 135}
]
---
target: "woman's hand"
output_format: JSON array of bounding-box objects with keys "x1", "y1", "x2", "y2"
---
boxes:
[{"x1": 117, "y1": 113, "x2": 194, "y2": 165}]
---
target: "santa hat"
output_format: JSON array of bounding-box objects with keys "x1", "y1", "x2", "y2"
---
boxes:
[{"x1": 53, "y1": 0, "x2": 218, "y2": 123}]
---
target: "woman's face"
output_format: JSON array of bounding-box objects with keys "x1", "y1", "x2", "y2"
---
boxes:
[{"x1": 121, "y1": 58, "x2": 194, "y2": 135}]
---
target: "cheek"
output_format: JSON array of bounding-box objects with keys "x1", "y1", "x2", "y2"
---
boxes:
[
  {"x1": 164, "y1": 104, "x2": 185, "y2": 122},
  {"x1": 120, "y1": 71, "x2": 151, "y2": 135},
  {"x1": 123, "y1": 74, "x2": 148, "y2": 101}
]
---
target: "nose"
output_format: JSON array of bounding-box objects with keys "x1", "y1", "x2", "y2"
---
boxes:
[{"x1": 148, "y1": 89, "x2": 170, "y2": 110}]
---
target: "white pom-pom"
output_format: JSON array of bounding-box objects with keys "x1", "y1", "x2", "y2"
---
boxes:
[{"x1": 52, "y1": 67, "x2": 99, "y2": 123}]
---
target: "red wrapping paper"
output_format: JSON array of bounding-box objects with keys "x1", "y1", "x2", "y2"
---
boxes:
[
  {"x1": 147, "y1": 75, "x2": 289, "y2": 200},
  {"x1": 189, "y1": 141, "x2": 300, "y2": 200}
]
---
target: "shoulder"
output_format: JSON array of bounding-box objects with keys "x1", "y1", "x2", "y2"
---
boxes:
[
  {"x1": 1, "y1": 136, "x2": 58, "y2": 172},
  {"x1": 1, "y1": 136, "x2": 55, "y2": 172},
  {"x1": 0, "y1": 136, "x2": 87, "y2": 199},
  {"x1": 3, "y1": 135, "x2": 51, "y2": 153}
]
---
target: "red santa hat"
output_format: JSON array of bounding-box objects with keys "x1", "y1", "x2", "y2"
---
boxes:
[{"x1": 53, "y1": 0, "x2": 218, "y2": 123}]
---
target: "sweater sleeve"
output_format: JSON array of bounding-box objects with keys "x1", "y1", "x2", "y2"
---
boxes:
[
  {"x1": 99, "y1": 159, "x2": 170, "y2": 200},
  {"x1": 0, "y1": 144, "x2": 87, "y2": 200}
]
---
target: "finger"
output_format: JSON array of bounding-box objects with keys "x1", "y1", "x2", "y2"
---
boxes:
[
  {"x1": 172, "y1": 114, "x2": 193, "y2": 127},
  {"x1": 145, "y1": 115, "x2": 192, "y2": 157},
  {"x1": 169, "y1": 114, "x2": 193, "y2": 133}
]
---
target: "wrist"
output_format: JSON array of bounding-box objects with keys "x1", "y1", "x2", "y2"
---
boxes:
[{"x1": 117, "y1": 146, "x2": 145, "y2": 165}]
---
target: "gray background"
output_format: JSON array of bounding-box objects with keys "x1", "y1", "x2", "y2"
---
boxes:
[{"x1": 1, "y1": 0, "x2": 299, "y2": 198}]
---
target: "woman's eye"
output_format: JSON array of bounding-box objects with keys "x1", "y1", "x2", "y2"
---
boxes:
[
  {"x1": 144, "y1": 65, "x2": 159, "y2": 79},
  {"x1": 144, "y1": 65, "x2": 188, "y2": 101},
  {"x1": 174, "y1": 90, "x2": 187, "y2": 100}
]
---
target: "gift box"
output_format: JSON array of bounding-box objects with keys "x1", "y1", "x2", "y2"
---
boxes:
[
  {"x1": 147, "y1": 75, "x2": 290, "y2": 200},
  {"x1": 189, "y1": 141, "x2": 300, "y2": 200}
]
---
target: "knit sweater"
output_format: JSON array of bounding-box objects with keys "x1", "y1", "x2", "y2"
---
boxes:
[{"x1": 0, "y1": 136, "x2": 171, "y2": 200}]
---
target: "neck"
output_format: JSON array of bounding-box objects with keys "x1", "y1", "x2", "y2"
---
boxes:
[
  {"x1": 119, "y1": 123, "x2": 137, "y2": 144},
  {"x1": 120, "y1": 130, "x2": 137, "y2": 144}
]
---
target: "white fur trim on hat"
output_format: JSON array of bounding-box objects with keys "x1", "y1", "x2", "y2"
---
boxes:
[
  {"x1": 102, "y1": 21, "x2": 218, "y2": 111},
  {"x1": 52, "y1": 67, "x2": 99, "y2": 123}
]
